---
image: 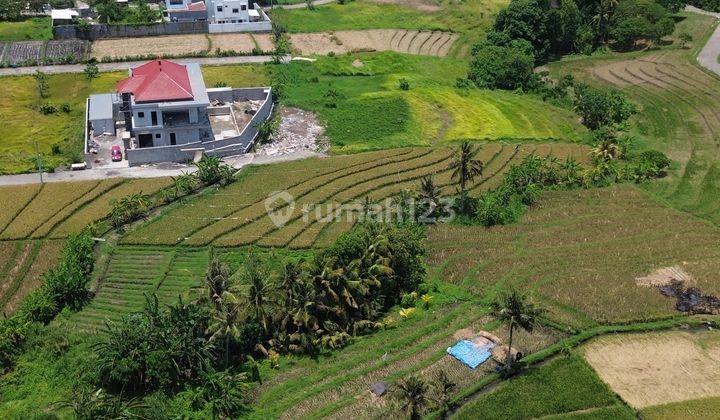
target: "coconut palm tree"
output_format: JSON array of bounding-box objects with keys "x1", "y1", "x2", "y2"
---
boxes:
[
  {"x1": 206, "y1": 298, "x2": 243, "y2": 367},
  {"x1": 198, "y1": 257, "x2": 237, "y2": 312},
  {"x1": 491, "y1": 290, "x2": 542, "y2": 369},
  {"x1": 239, "y1": 252, "x2": 275, "y2": 333},
  {"x1": 395, "y1": 376, "x2": 429, "y2": 420},
  {"x1": 448, "y1": 142, "x2": 484, "y2": 192}
]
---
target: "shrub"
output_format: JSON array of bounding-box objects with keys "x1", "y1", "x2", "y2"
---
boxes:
[
  {"x1": 573, "y1": 84, "x2": 636, "y2": 130},
  {"x1": 398, "y1": 78, "x2": 410, "y2": 90},
  {"x1": 60, "y1": 103, "x2": 72, "y2": 113},
  {"x1": 468, "y1": 44, "x2": 536, "y2": 90},
  {"x1": 39, "y1": 103, "x2": 57, "y2": 115},
  {"x1": 84, "y1": 61, "x2": 99, "y2": 79}
]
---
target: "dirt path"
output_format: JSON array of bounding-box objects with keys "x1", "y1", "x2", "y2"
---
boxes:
[{"x1": 263, "y1": 0, "x2": 335, "y2": 10}]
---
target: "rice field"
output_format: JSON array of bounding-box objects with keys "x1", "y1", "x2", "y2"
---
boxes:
[
  {"x1": 452, "y1": 354, "x2": 632, "y2": 419},
  {"x1": 582, "y1": 330, "x2": 720, "y2": 409},
  {"x1": 244, "y1": 297, "x2": 565, "y2": 419},
  {"x1": 0, "y1": 240, "x2": 64, "y2": 315},
  {"x1": 123, "y1": 143, "x2": 589, "y2": 248},
  {"x1": 289, "y1": 29, "x2": 458, "y2": 57},
  {"x1": 0, "y1": 178, "x2": 172, "y2": 241},
  {"x1": 72, "y1": 246, "x2": 210, "y2": 330},
  {"x1": 549, "y1": 12, "x2": 720, "y2": 227},
  {"x1": 426, "y1": 185, "x2": 720, "y2": 325}
]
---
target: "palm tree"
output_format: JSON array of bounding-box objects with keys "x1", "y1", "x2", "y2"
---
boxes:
[
  {"x1": 490, "y1": 290, "x2": 542, "y2": 369},
  {"x1": 198, "y1": 257, "x2": 237, "y2": 312},
  {"x1": 395, "y1": 376, "x2": 428, "y2": 420},
  {"x1": 239, "y1": 251, "x2": 275, "y2": 333},
  {"x1": 206, "y1": 298, "x2": 243, "y2": 367},
  {"x1": 448, "y1": 142, "x2": 484, "y2": 192}
]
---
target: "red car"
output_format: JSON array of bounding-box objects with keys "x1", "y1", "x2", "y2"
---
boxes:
[{"x1": 110, "y1": 145, "x2": 123, "y2": 162}]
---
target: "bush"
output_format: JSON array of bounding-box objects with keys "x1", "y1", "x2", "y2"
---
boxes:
[
  {"x1": 468, "y1": 44, "x2": 536, "y2": 90},
  {"x1": 94, "y1": 295, "x2": 212, "y2": 393},
  {"x1": 39, "y1": 103, "x2": 58, "y2": 115},
  {"x1": 60, "y1": 103, "x2": 72, "y2": 113},
  {"x1": 84, "y1": 61, "x2": 99, "y2": 79},
  {"x1": 398, "y1": 78, "x2": 410, "y2": 90},
  {"x1": 573, "y1": 84, "x2": 636, "y2": 130}
]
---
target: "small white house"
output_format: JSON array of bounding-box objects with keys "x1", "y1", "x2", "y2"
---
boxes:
[{"x1": 207, "y1": 0, "x2": 250, "y2": 23}]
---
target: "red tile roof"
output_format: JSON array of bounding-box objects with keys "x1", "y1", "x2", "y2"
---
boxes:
[
  {"x1": 116, "y1": 59, "x2": 194, "y2": 103},
  {"x1": 187, "y1": 1, "x2": 206, "y2": 11}
]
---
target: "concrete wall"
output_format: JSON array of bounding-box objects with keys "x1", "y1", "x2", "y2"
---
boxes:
[
  {"x1": 127, "y1": 87, "x2": 272, "y2": 165},
  {"x1": 53, "y1": 21, "x2": 208, "y2": 40},
  {"x1": 207, "y1": 20, "x2": 271, "y2": 33}
]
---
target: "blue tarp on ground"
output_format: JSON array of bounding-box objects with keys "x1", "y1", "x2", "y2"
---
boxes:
[{"x1": 447, "y1": 340, "x2": 494, "y2": 369}]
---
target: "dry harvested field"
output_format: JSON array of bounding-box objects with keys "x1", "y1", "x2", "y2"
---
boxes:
[
  {"x1": 289, "y1": 29, "x2": 458, "y2": 56},
  {"x1": 426, "y1": 185, "x2": 720, "y2": 325},
  {"x1": 0, "y1": 178, "x2": 172, "y2": 241},
  {"x1": 583, "y1": 330, "x2": 720, "y2": 409},
  {"x1": 209, "y1": 33, "x2": 274, "y2": 53},
  {"x1": 123, "y1": 143, "x2": 589, "y2": 248},
  {"x1": 90, "y1": 34, "x2": 210, "y2": 60}
]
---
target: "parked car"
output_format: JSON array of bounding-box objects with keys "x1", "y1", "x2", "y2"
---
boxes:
[{"x1": 110, "y1": 145, "x2": 123, "y2": 162}]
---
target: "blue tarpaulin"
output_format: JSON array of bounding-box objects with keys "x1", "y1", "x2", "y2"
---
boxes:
[{"x1": 447, "y1": 340, "x2": 495, "y2": 369}]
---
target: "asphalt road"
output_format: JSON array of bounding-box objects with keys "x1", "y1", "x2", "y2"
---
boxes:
[{"x1": 690, "y1": 5, "x2": 720, "y2": 76}]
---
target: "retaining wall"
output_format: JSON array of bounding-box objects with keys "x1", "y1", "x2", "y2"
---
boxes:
[
  {"x1": 53, "y1": 21, "x2": 209, "y2": 40},
  {"x1": 126, "y1": 87, "x2": 272, "y2": 166}
]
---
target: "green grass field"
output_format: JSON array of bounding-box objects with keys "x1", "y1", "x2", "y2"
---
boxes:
[
  {"x1": 641, "y1": 397, "x2": 720, "y2": 419},
  {"x1": 0, "y1": 65, "x2": 268, "y2": 174},
  {"x1": 0, "y1": 18, "x2": 52, "y2": 42},
  {"x1": 452, "y1": 354, "x2": 632, "y2": 419},
  {"x1": 278, "y1": 53, "x2": 585, "y2": 153}
]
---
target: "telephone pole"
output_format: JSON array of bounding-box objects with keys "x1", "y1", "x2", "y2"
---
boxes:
[{"x1": 33, "y1": 140, "x2": 44, "y2": 184}]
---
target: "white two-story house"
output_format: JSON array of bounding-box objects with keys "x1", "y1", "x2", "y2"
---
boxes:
[
  {"x1": 116, "y1": 59, "x2": 211, "y2": 148},
  {"x1": 206, "y1": 0, "x2": 250, "y2": 23}
]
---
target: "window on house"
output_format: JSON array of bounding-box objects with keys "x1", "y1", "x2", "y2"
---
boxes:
[
  {"x1": 138, "y1": 112, "x2": 144, "y2": 118},
  {"x1": 170, "y1": 133, "x2": 177, "y2": 145},
  {"x1": 241, "y1": 4, "x2": 246, "y2": 10},
  {"x1": 232, "y1": 8, "x2": 238, "y2": 13},
  {"x1": 155, "y1": 133, "x2": 161, "y2": 138},
  {"x1": 217, "y1": 5, "x2": 222, "y2": 11}
]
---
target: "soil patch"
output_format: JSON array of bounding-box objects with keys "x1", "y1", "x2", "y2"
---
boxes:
[
  {"x1": 583, "y1": 330, "x2": 720, "y2": 409},
  {"x1": 256, "y1": 107, "x2": 328, "y2": 157},
  {"x1": 637, "y1": 266, "x2": 719, "y2": 314}
]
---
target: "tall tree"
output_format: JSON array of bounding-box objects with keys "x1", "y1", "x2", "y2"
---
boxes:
[
  {"x1": 448, "y1": 142, "x2": 484, "y2": 192},
  {"x1": 491, "y1": 290, "x2": 542, "y2": 369},
  {"x1": 239, "y1": 251, "x2": 275, "y2": 333}
]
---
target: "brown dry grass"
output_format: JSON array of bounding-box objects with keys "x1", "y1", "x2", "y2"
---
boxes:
[
  {"x1": 252, "y1": 34, "x2": 275, "y2": 52},
  {"x1": 369, "y1": 0, "x2": 441, "y2": 12},
  {"x1": 583, "y1": 330, "x2": 720, "y2": 409},
  {"x1": 90, "y1": 34, "x2": 209, "y2": 59},
  {"x1": 209, "y1": 33, "x2": 256, "y2": 53},
  {"x1": 289, "y1": 29, "x2": 456, "y2": 56},
  {"x1": 426, "y1": 185, "x2": 720, "y2": 325}
]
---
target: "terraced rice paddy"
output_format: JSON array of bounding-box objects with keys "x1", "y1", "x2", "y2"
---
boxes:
[
  {"x1": 549, "y1": 13, "x2": 720, "y2": 227},
  {"x1": 124, "y1": 144, "x2": 589, "y2": 248},
  {"x1": 0, "y1": 240, "x2": 64, "y2": 315},
  {"x1": 289, "y1": 29, "x2": 457, "y2": 56},
  {"x1": 245, "y1": 299, "x2": 564, "y2": 419},
  {"x1": 0, "y1": 178, "x2": 172, "y2": 241},
  {"x1": 426, "y1": 185, "x2": 720, "y2": 325},
  {"x1": 73, "y1": 246, "x2": 210, "y2": 330}
]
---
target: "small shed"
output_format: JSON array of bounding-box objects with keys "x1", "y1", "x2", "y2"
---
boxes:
[
  {"x1": 51, "y1": 9, "x2": 79, "y2": 26},
  {"x1": 88, "y1": 94, "x2": 116, "y2": 135}
]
